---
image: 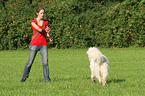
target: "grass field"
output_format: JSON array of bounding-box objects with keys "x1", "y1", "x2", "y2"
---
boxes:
[{"x1": 0, "y1": 48, "x2": 144, "y2": 96}]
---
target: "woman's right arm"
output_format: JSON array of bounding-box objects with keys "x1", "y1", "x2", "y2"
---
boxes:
[{"x1": 31, "y1": 22, "x2": 50, "y2": 33}]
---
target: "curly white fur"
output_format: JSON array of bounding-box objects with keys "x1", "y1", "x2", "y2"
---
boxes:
[{"x1": 86, "y1": 47, "x2": 109, "y2": 86}]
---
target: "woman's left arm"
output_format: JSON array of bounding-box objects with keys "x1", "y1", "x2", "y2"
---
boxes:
[{"x1": 47, "y1": 33, "x2": 53, "y2": 42}]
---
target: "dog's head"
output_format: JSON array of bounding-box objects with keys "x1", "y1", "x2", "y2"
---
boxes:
[{"x1": 86, "y1": 47, "x2": 102, "y2": 61}]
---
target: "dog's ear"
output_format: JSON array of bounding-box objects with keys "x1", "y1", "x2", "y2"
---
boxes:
[{"x1": 86, "y1": 50, "x2": 89, "y2": 55}]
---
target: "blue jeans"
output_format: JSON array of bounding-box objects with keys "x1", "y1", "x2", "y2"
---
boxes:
[{"x1": 22, "y1": 45, "x2": 51, "y2": 81}]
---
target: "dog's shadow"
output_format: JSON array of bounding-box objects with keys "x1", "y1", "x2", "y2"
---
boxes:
[{"x1": 107, "y1": 79, "x2": 125, "y2": 84}]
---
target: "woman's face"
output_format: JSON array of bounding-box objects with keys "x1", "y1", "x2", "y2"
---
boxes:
[{"x1": 37, "y1": 9, "x2": 44, "y2": 19}]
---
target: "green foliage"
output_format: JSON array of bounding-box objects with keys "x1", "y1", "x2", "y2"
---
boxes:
[
  {"x1": 1, "y1": 0, "x2": 145, "y2": 50},
  {"x1": 1, "y1": 0, "x2": 33, "y2": 50}
]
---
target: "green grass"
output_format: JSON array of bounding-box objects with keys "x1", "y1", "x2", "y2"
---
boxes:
[{"x1": 0, "y1": 48, "x2": 144, "y2": 96}]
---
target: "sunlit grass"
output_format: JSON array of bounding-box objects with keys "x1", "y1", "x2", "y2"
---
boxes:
[{"x1": 0, "y1": 48, "x2": 144, "y2": 96}]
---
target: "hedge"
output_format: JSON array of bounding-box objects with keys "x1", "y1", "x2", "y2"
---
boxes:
[{"x1": 0, "y1": 0, "x2": 145, "y2": 50}]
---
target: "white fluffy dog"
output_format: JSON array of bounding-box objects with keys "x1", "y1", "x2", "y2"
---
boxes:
[{"x1": 86, "y1": 47, "x2": 109, "y2": 86}]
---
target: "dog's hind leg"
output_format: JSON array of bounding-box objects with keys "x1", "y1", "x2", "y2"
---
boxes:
[
  {"x1": 96, "y1": 73, "x2": 102, "y2": 83},
  {"x1": 95, "y1": 67, "x2": 102, "y2": 83},
  {"x1": 100, "y1": 63, "x2": 109, "y2": 86}
]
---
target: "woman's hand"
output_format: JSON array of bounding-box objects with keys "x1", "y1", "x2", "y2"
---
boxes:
[
  {"x1": 47, "y1": 33, "x2": 53, "y2": 42},
  {"x1": 45, "y1": 27, "x2": 51, "y2": 33},
  {"x1": 49, "y1": 38, "x2": 53, "y2": 42}
]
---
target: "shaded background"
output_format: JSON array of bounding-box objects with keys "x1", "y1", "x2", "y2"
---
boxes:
[{"x1": 0, "y1": 0, "x2": 145, "y2": 50}]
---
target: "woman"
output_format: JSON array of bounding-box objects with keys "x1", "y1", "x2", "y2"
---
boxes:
[{"x1": 21, "y1": 7, "x2": 53, "y2": 82}]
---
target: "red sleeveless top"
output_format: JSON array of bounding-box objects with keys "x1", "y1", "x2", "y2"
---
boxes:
[{"x1": 30, "y1": 18, "x2": 49, "y2": 46}]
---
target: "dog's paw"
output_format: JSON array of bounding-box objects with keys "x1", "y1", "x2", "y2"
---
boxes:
[
  {"x1": 102, "y1": 80, "x2": 106, "y2": 86},
  {"x1": 91, "y1": 78, "x2": 96, "y2": 83}
]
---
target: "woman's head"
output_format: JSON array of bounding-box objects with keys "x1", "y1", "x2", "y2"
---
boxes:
[{"x1": 36, "y1": 7, "x2": 45, "y2": 19}]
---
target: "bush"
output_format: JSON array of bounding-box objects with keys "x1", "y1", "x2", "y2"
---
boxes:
[{"x1": 0, "y1": 0, "x2": 145, "y2": 50}]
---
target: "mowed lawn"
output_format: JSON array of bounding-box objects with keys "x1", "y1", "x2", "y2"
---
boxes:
[{"x1": 0, "y1": 48, "x2": 144, "y2": 96}]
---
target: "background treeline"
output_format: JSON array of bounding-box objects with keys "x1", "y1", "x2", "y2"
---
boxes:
[{"x1": 0, "y1": 0, "x2": 145, "y2": 50}]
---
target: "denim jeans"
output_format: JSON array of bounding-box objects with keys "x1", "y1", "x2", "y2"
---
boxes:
[{"x1": 22, "y1": 45, "x2": 51, "y2": 81}]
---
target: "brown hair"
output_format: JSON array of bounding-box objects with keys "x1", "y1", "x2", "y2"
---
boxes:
[{"x1": 36, "y1": 7, "x2": 45, "y2": 16}]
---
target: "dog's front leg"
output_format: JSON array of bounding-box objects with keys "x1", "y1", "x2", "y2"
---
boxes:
[
  {"x1": 90, "y1": 62, "x2": 96, "y2": 83},
  {"x1": 91, "y1": 75, "x2": 96, "y2": 83}
]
